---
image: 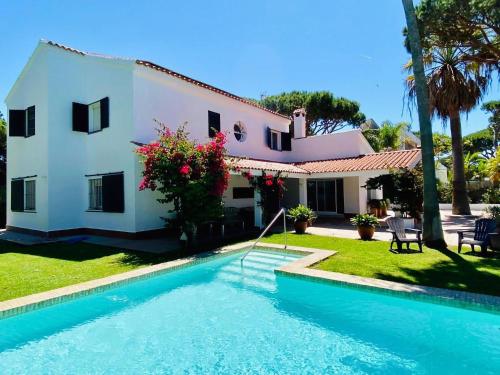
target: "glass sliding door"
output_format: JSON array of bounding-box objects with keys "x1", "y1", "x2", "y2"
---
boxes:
[{"x1": 306, "y1": 179, "x2": 342, "y2": 213}]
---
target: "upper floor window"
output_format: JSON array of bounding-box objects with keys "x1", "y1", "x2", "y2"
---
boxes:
[
  {"x1": 11, "y1": 176, "x2": 36, "y2": 212},
  {"x1": 266, "y1": 127, "x2": 291, "y2": 151},
  {"x1": 73, "y1": 97, "x2": 109, "y2": 133},
  {"x1": 208, "y1": 111, "x2": 220, "y2": 138},
  {"x1": 9, "y1": 106, "x2": 35, "y2": 138},
  {"x1": 233, "y1": 121, "x2": 247, "y2": 142}
]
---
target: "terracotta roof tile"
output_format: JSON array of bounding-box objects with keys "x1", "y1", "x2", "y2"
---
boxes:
[
  {"x1": 232, "y1": 149, "x2": 421, "y2": 175},
  {"x1": 296, "y1": 149, "x2": 421, "y2": 173},
  {"x1": 233, "y1": 158, "x2": 308, "y2": 174}
]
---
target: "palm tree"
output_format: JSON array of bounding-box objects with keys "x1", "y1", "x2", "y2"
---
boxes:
[
  {"x1": 401, "y1": 0, "x2": 446, "y2": 248},
  {"x1": 405, "y1": 48, "x2": 489, "y2": 215},
  {"x1": 379, "y1": 121, "x2": 406, "y2": 151}
]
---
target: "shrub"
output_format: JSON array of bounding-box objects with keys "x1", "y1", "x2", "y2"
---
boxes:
[
  {"x1": 136, "y1": 123, "x2": 230, "y2": 241},
  {"x1": 350, "y1": 214, "x2": 379, "y2": 227},
  {"x1": 482, "y1": 187, "x2": 500, "y2": 204},
  {"x1": 287, "y1": 204, "x2": 316, "y2": 223},
  {"x1": 484, "y1": 205, "x2": 500, "y2": 223}
]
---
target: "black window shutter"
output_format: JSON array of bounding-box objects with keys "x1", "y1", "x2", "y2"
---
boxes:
[
  {"x1": 73, "y1": 102, "x2": 89, "y2": 132},
  {"x1": 336, "y1": 179, "x2": 344, "y2": 214},
  {"x1": 102, "y1": 173, "x2": 124, "y2": 213},
  {"x1": 26, "y1": 106, "x2": 35, "y2": 137},
  {"x1": 11, "y1": 179, "x2": 24, "y2": 212},
  {"x1": 266, "y1": 127, "x2": 272, "y2": 148},
  {"x1": 281, "y1": 132, "x2": 292, "y2": 151},
  {"x1": 9, "y1": 110, "x2": 26, "y2": 137},
  {"x1": 100, "y1": 97, "x2": 109, "y2": 129},
  {"x1": 208, "y1": 111, "x2": 220, "y2": 137}
]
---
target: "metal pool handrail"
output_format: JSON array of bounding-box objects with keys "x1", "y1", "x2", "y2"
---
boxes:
[{"x1": 241, "y1": 208, "x2": 287, "y2": 264}]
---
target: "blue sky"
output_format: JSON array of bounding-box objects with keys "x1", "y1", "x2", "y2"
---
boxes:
[{"x1": 1, "y1": 0, "x2": 497, "y2": 135}]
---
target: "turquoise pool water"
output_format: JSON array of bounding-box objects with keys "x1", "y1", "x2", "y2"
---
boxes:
[{"x1": 0, "y1": 250, "x2": 499, "y2": 374}]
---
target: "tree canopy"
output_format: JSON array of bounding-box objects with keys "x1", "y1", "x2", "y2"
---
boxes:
[
  {"x1": 258, "y1": 91, "x2": 365, "y2": 135},
  {"x1": 463, "y1": 128, "x2": 496, "y2": 158},
  {"x1": 408, "y1": 0, "x2": 499, "y2": 75},
  {"x1": 482, "y1": 100, "x2": 500, "y2": 150}
]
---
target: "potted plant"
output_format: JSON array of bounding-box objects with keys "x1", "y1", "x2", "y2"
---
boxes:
[
  {"x1": 368, "y1": 199, "x2": 381, "y2": 217},
  {"x1": 350, "y1": 214, "x2": 379, "y2": 240},
  {"x1": 485, "y1": 205, "x2": 500, "y2": 250},
  {"x1": 287, "y1": 204, "x2": 316, "y2": 234}
]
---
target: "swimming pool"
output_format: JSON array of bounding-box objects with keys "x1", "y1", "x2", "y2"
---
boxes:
[{"x1": 0, "y1": 250, "x2": 499, "y2": 374}]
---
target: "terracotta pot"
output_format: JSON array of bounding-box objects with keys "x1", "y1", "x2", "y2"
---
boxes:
[
  {"x1": 294, "y1": 220, "x2": 308, "y2": 234},
  {"x1": 357, "y1": 225, "x2": 375, "y2": 240}
]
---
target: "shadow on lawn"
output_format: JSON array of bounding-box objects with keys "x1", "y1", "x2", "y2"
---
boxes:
[
  {"x1": 375, "y1": 247, "x2": 500, "y2": 296},
  {"x1": 0, "y1": 240, "x2": 175, "y2": 265}
]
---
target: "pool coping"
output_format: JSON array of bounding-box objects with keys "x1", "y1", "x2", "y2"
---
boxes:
[
  {"x1": 266, "y1": 242, "x2": 500, "y2": 313},
  {"x1": 0, "y1": 241, "x2": 499, "y2": 319}
]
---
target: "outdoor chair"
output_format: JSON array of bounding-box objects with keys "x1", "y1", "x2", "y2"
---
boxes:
[
  {"x1": 386, "y1": 217, "x2": 423, "y2": 253},
  {"x1": 457, "y1": 218, "x2": 496, "y2": 254}
]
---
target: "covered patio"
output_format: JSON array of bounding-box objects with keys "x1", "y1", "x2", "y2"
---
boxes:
[{"x1": 224, "y1": 149, "x2": 421, "y2": 229}]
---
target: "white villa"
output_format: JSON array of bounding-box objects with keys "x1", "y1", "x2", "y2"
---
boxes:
[{"x1": 5, "y1": 40, "x2": 421, "y2": 238}]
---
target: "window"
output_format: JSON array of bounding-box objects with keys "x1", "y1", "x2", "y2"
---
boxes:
[
  {"x1": 271, "y1": 131, "x2": 279, "y2": 150},
  {"x1": 11, "y1": 177, "x2": 36, "y2": 212},
  {"x1": 208, "y1": 111, "x2": 221, "y2": 138},
  {"x1": 233, "y1": 121, "x2": 247, "y2": 142},
  {"x1": 233, "y1": 187, "x2": 254, "y2": 199},
  {"x1": 9, "y1": 106, "x2": 35, "y2": 137},
  {"x1": 89, "y1": 101, "x2": 101, "y2": 133},
  {"x1": 307, "y1": 179, "x2": 344, "y2": 213},
  {"x1": 26, "y1": 106, "x2": 35, "y2": 137},
  {"x1": 72, "y1": 97, "x2": 109, "y2": 133},
  {"x1": 88, "y1": 178, "x2": 103, "y2": 210},
  {"x1": 86, "y1": 172, "x2": 124, "y2": 213},
  {"x1": 24, "y1": 180, "x2": 36, "y2": 211}
]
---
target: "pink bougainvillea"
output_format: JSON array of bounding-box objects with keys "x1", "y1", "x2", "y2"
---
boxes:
[{"x1": 136, "y1": 123, "x2": 230, "y2": 235}]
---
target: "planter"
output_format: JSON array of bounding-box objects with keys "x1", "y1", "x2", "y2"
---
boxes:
[
  {"x1": 357, "y1": 225, "x2": 375, "y2": 240},
  {"x1": 490, "y1": 233, "x2": 500, "y2": 251},
  {"x1": 294, "y1": 220, "x2": 308, "y2": 234}
]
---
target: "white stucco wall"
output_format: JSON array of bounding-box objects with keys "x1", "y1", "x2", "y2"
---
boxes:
[
  {"x1": 132, "y1": 66, "x2": 291, "y2": 161},
  {"x1": 288, "y1": 130, "x2": 374, "y2": 162},
  {"x1": 222, "y1": 175, "x2": 254, "y2": 209},
  {"x1": 5, "y1": 46, "x2": 50, "y2": 231},
  {"x1": 6, "y1": 42, "x2": 138, "y2": 233}
]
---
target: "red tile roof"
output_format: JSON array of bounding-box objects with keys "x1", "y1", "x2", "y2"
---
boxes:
[
  {"x1": 296, "y1": 149, "x2": 421, "y2": 173},
  {"x1": 233, "y1": 149, "x2": 421, "y2": 175},
  {"x1": 233, "y1": 158, "x2": 308, "y2": 174},
  {"x1": 44, "y1": 40, "x2": 289, "y2": 120}
]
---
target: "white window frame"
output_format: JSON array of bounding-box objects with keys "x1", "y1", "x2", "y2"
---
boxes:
[
  {"x1": 88, "y1": 101, "x2": 101, "y2": 133},
  {"x1": 24, "y1": 178, "x2": 36, "y2": 212},
  {"x1": 270, "y1": 130, "x2": 281, "y2": 151},
  {"x1": 88, "y1": 177, "x2": 103, "y2": 211}
]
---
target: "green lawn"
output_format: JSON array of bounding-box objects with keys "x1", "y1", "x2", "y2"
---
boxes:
[
  {"x1": 261, "y1": 233, "x2": 500, "y2": 297},
  {"x1": 0, "y1": 241, "x2": 173, "y2": 302}
]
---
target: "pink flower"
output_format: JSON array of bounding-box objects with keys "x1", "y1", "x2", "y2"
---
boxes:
[
  {"x1": 179, "y1": 164, "x2": 191, "y2": 175},
  {"x1": 196, "y1": 144, "x2": 204, "y2": 152},
  {"x1": 265, "y1": 179, "x2": 273, "y2": 186}
]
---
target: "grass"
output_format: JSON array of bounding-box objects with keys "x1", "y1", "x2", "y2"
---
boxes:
[
  {"x1": 261, "y1": 233, "x2": 500, "y2": 297},
  {"x1": 0, "y1": 241, "x2": 177, "y2": 302}
]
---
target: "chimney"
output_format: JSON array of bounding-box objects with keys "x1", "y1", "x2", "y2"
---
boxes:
[{"x1": 293, "y1": 108, "x2": 306, "y2": 138}]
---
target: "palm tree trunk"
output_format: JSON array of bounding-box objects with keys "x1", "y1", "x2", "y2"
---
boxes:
[
  {"x1": 401, "y1": 0, "x2": 446, "y2": 249},
  {"x1": 449, "y1": 112, "x2": 471, "y2": 215}
]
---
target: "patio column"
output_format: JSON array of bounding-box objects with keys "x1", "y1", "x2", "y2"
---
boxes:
[
  {"x1": 298, "y1": 178, "x2": 307, "y2": 206},
  {"x1": 254, "y1": 189, "x2": 263, "y2": 229}
]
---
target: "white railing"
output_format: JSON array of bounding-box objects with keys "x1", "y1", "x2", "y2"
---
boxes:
[{"x1": 240, "y1": 208, "x2": 287, "y2": 264}]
